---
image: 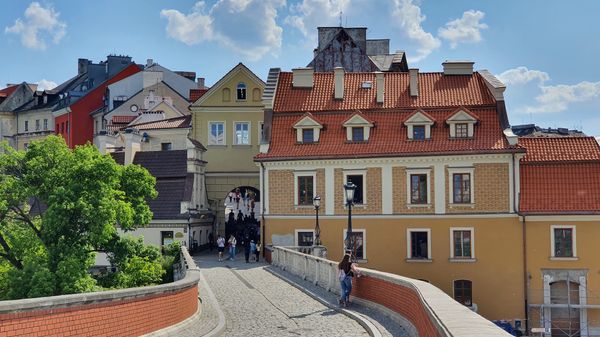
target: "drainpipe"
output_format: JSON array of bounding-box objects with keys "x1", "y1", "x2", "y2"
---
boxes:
[
  {"x1": 515, "y1": 152, "x2": 529, "y2": 333},
  {"x1": 260, "y1": 162, "x2": 266, "y2": 256}
]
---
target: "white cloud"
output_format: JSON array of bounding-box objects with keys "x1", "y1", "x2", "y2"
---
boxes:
[
  {"x1": 438, "y1": 10, "x2": 487, "y2": 48},
  {"x1": 285, "y1": 0, "x2": 350, "y2": 37},
  {"x1": 161, "y1": 0, "x2": 285, "y2": 61},
  {"x1": 526, "y1": 81, "x2": 600, "y2": 113},
  {"x1": 36, "y1": 79, "x2": 57, "y2": 91},
  {"x1": 4, "y1": 2, "x2": 66, "y2": 50},
  {"x1": 497, "y1": 66, "x2": 550, "y2": 86},
  {"x1": 391, "y1": 0, "x2": 440, "y2": 62}
]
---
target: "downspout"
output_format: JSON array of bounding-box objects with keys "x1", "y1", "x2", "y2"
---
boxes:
[
  {"x1": 260, "y1": 161, "x2": 266, "y2": 257},
  {"x1": 515, "y1": 152, "x2": 529, "y2": 333}
]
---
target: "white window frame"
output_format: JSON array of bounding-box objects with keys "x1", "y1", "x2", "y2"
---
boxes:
[
  {"x1": 449, "y1": 227, "x2": 476, "y2": 262},
  {"x1": 406, "y1": 228, "x2": 432, "y2": 261},
  {"x1": 236, "y1": 82, "x2": 247, "y2": 101},
  {"x1": 452, "y1": 279, "x2": 474, "y2": 308},
  {"x1": 448, "y1": 167, "x2": 475, "y2": 206},
  {"x1": 293, "y1": 171, "x2": 317, "y2": 207},
  {"x1": 406, "y1": 168, "x2": 431, "y2": 207},
  {"x1": 343, "y1": 169, "x2": 367, "y2": 206},
  {"x1": 343, "y1": 228, "x2": 367, "y2": 261},
  {"x1": 233, "y1": 121, "x2": 251, "y2": 145},
  {"x1": 208, "y1": 121, "x2": 226, "y2": 145},
  {"x1": 550, "y1": 225, "x2": 577, "y2": 260},
  {"x1": 294, "y1": 229, "x2": 315, "y2": 246},
  {"x1": 43, "y1": 118, "x2": 48, "y2": 131}
]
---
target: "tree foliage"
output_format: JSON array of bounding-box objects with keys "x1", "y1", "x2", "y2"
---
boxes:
[{"x1": 0, "y1": 136, "x2": 161, "y2": 299}]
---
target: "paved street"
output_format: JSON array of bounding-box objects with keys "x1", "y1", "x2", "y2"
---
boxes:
[{"x1": 193, "y1": 251, "x2": 370, "y2": 337}]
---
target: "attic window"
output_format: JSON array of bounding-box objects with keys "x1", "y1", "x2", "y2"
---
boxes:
[
  {"x1": 404, "y1": 110, "x2": 435, "y2": 140},
  {"x1": 293, "y1": 113, "x2": 323, "y2": 143},
  {"x1": 237, "y1": 83, "x2": 247, "y2": 100},
  {"x1": 343, "y1": 112, "x2": 374, "y2": 142},
  {"x1": 446, "y1": 108, "x2": 478, "y2": 138},
  {"x1": 361, "y1": 81, "x2": 373, "y2": 89}
]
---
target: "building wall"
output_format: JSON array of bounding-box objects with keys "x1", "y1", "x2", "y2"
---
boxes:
[
  {"x1": 268, "y1": 169, "x2": 325, "y2": 215},
  {"x1": 392, "y1": 166, "x2": 436, "y2": 214},
  {"x1": 264, "y1": 215, "x2": 525, "y2": 321},
  {"x1": 446, "y1": 163, "x2": 510, "y2": 214}
]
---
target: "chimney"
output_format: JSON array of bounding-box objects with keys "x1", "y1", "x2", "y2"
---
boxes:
[
  {"x1": 292, "y1": 68, "x2": 314, "y2": 88},
  {"x1": 375, "y1": 72, "x2": 384, "y2": 103},
  {"x1": 78, "y1": 58, "x2": 89, "y2": 75},
  {"x1": 334, "y1": 67, "x2": 344, "y2": 100},
  {"x1": 123, "y1": 129, "x2": 141, "y2": 165},
  {"x1": 146, "y1": 59, "x2": 154, "y2": 68},
  {"x1": 409, "y1": 68, "x2": 419, "y2": 97},
  {"x1": 197, "y1": 77, "x2": 205, "y2": 89},
  {"x1": 442, "y1": 61, "x2": 474, "y2": 75}
]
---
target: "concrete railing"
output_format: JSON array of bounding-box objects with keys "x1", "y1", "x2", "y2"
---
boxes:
[
  {"x1": 0, "y1": 246, "x2": 201, "y2": 337},
  {"x1": 272, "y1": 246, "x2": 512, "y2": 337}
]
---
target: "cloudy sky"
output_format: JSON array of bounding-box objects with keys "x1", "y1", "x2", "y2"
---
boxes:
[{"x1": 1, "y1": 1, "x2": 599, "y2": 135}]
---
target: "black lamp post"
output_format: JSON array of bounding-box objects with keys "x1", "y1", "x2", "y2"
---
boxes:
[
  {"x1": 313, "y1": 195, "x2": 321, "y2": 246},
  {"x1": 343, "y1": 182, "x2": 356, "y2": 251}
]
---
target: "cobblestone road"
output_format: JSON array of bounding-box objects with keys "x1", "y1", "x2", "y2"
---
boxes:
[{"x1": 194, "y1": 252, "x2": 370, "y2": 337}]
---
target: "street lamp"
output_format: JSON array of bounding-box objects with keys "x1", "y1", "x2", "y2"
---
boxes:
[
  {"x1": 343, "y1": 182, "x2": 356, "y2": 251},
  {"x1": 313, "y1": 195, "x2": 321, "y2": 246}
]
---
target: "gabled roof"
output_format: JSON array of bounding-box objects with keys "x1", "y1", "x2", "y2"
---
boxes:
[
  {"x1": 404, "y1": 109, "x2": 435, "y2": 124},
  {"x1": 112, "y1": 115, "x2": 137, "y2": 124},
  {"x1": 519, "y1": 137, "x2": 600, "y2": 214},
  {"x1": 272, "y1": 71, "x2": 496, "y2": 113},
  {"x1": 191, "y1": 63, "x2": 265, "y2": 106},
  {"x1": 293, "y1": 112, "x2": 324, "y2": 129},
  {"x1": 127, "y1": 115, "x2": 191, "y2": 131},
  {"x1": 342, "y1": 110, "x2": 374, "y2": 127},
  {"x1": 189, "y1": 88, "x2": 208, "y2": 102},
  {"x1": 446, "y1": 107, "x2": 479, "y2": 123},
  {"x1": 0, "y1": 85, "x2": 18, "y2": 97}
]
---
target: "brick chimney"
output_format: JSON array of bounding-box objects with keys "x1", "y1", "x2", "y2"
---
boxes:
[
  {"x1": 409, "y1": 69, "x2": 419, "y2": 97},
  {"x1": 375, "y1": 72, "x2": 384, "y2": 103},
  {"x1": 292, "y1": 68, "x2": 314, "y2": 88},
  {"x1": 334, "y1": 67, "x2": 344, "y2": 100}
]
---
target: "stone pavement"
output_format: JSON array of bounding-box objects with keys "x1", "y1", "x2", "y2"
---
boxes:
[{"x1": 193, "y1": 251, "x2": 370, "y2": 337}]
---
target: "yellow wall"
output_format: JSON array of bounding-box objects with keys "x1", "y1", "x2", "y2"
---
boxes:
[{"x1": 265, "y1": 215, "x2": 525, "y2": 321}]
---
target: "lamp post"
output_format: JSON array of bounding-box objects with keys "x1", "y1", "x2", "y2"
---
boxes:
[
  {"x1": 313, "y1": 195, "x2": 321, "y2": 246},
  {"x1": 343, "y1": 182, "x2": 356, "y2": 251}
]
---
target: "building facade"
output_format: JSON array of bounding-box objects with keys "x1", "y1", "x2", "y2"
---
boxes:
[{"x1": 190, "y1": 63, "x2": 265, "y2": 235}]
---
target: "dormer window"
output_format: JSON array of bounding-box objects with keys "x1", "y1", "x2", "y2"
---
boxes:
[
  {"x1": 294, "y1": 113, "x2": 323, "y2": 143},
  {"x1": 236, "y1": 82, "x2": 247, "y2": 100},
  {"x1": 404, "y1": 109, "x2": 435, "y2": 140},
  {"x1": 343, "y1": 111, "x2": 374, "y2": 142},
  {"x1": 447, "y1": 108, "x2": 479, "y2": 138}
]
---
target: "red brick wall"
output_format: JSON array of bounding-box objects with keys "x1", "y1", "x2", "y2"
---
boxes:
[
  {"x1": 0, "y1": 285, "x2": 198, "y2": 337},
  {"x1": 353, "y1": 276, "x2": 443, "y2": 337}
]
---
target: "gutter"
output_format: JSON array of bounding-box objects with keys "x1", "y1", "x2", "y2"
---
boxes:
[
  {"x1": 260, "y1": 162, "x2": 266, "y2": 256},
  {"x1": 521, "y1": 214, "x2": 529, "y2": 333}
]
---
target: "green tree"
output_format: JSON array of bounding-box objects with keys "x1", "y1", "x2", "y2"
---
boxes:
[{"x1": 0, "y1": 136, "x2": 159, "y2": 299}]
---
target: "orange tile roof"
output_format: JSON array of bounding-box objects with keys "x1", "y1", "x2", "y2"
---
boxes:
[
  {"x1": 0, "y1": 85, "x2": 18, "y2": 98},
  {"x1": 520, "y1": 163, "x2": 600, "y2": 214},
  {"x1": 519, "y1": 137, "x2": 600, "y2": 163},
  {"x1": 112, "y1": 115, "x2": 137, "y2": 124},
  {"x1": 273, "y1": 72, "x2": 496, "y2": 113},
  {"x1": 257, "y1": 107, "x2": 518, "y2": 161},
  {"x1": 128, "y1": 115, "x2": 191, "y2": 131}
]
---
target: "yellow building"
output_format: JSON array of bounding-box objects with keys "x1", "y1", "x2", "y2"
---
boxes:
[
  {"x1": 190, "y1": 63, "x2": 265, "y2": 234},
  {"x1": 257, "y1": 64, "x2": 526, "y2": 322}
]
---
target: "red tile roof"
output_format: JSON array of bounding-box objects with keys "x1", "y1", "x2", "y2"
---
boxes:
[
  {"x1": 190, "y1": 88, "x2": 209, "y2": 102},
  {"x1": 519, "y1": 137, "x2": 600, "y2": 163},
  {"x1": 519, "y1": 137, "x2": 600, "y2": 214},
  {"x1": 403, "y1": 109, "x2": 436, "y2": 123},
  {"x1": 0, "y1": 85, "x2": 18, "y2": 98},
  {"x1": 273, "y1": 72, "x2": 496, "y2": 113},
  {"x1": 257, "y1": 107, "x2": 518, "y2": 161},
  {"x1": 520, "y1": 163, "x2": 600, "y2": 214},
  {"x1": 112, "y1": 115, "x2": 137, "y2": 124},
  {"x1": 128, "y1": 115, "x2": 191, "y2": 131}
]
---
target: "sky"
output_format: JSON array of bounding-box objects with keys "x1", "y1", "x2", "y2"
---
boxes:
[{"x1": 1, "y1": 0, "x2": 600, "y2": 136}]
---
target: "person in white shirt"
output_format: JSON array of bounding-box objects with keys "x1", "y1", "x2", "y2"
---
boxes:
[
  {"x1": 217, "y1": 235, "x2": 226, "y2": 261},
  {"x1": 228, "y1": 235, "x2": 237, "y2": 260}
]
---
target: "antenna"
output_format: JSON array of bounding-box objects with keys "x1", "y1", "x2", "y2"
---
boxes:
[{"x1": 339, "y1": 10, "x2": 342, "y2": 27}]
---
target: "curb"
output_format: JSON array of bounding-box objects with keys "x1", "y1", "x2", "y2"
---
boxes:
[
  {"x1": 197, "y1": 270, "x2": 227, "y2": 337},
  {"x1": 265, "y1": 267, "x2": 383, "y2": 337}
]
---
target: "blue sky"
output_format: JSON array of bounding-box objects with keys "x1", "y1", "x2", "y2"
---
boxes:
[{"x1": 1, "y1": 0, "x2": 600, "y2": 135}]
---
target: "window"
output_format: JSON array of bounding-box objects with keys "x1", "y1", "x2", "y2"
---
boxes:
[
  {"x1": 43, "y1": 119, "x2": 48, "y2": 131},
  {"x1": 453, "y1": 173, "x2": 471, "y2": 203},
  {"x1": 24, "y1": 121, "x2": 29, "y2": 132},
  {"x1": 455, "y1": 123, "x2": 468, "y2": 138},
  {"x1": 56, "y1": 124, "x2": 59, "y2": 134},
  {"x1": 259, "y1": 122, "x2": 264, "y2": 143},
  {"x1": 23, "y1": 143, "x2": 28, "y2": 150},
  {"x1": 236, "y1": 83, "x2": 247, "y2": 100},
  {"x1": 161, "y1": 142, "x2": 172, "y2": 151},
  {"x1": 454, "y1": 280, "x2": 472, "y2": 306},
  {"x1": 343, "y1": 229, "x2": 366, "y2": 260},
  {"x1": 346, "y1": 173, "x2": 364, "y2": 204},
  {"x1": 161, "y1": 231, "x2": 174, "y2": 246},
  {"x1": 410, "y1": 174, "x2": 428, "y2": 204},
  {"x1": 35, "y1": 119, "x2": 40, "y2": 131},
  {"x1": 351, "y1": 127, "x2": 364, "y2": 141},
  {"x1": 552, "y1": 226, "x2": 576, "y2": 258},
  {"x1": 234, "y1": 122, "x2": 250, "y2": 145},
  {"x1": 296, "y1": 230, "x2": 314, "y2": 246},
  {"x1": 297, "y1": 175, "x2": 314, "y2": 206},
  {"x1": 209, "y1": 122, "x2": 225, "y2": 145},
  {"x1": 451, "y1": 228, "x2": 474, "y2": 259},
  {"x1": 413, "y1": 125, "x2": 425, "y2": 140},
  {"x1": 407, "y1": 229, "x2": 431, "y2": 260},
  {"x1": 61, "y1": 122, "x2": 64, "y2": 133},
  {"x1": 302, "y1": 129, "x2": 314, "y2": 143}
]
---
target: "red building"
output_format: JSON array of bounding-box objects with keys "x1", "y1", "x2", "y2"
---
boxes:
[{"x1": 54, "y1": 64, "x2": 141, "y2": 148}]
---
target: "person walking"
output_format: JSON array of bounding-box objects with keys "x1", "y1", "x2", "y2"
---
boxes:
[
  {"x1": 244, "y1": 239, "x2": 251, "y2": 263},
  {"x1": 228, "y1": 235, "x2": 237, "y2": 260},
  {"x1": 338, "y1": 250, "x2": 361, "y2": 307},
  {"x1": 217, "y1": 235, "x2": 225, "y2": 261},
  {"x1": 254, "y1": 242, "x2": 260, "y2": 262},
  {"x1": 250, "y1": 240, "x2": 257, "y2": 262}
]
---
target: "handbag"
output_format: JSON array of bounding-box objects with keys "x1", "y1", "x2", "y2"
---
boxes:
[{"x1": 338, "y1": 269, "x2": 346, "y2": 282}]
